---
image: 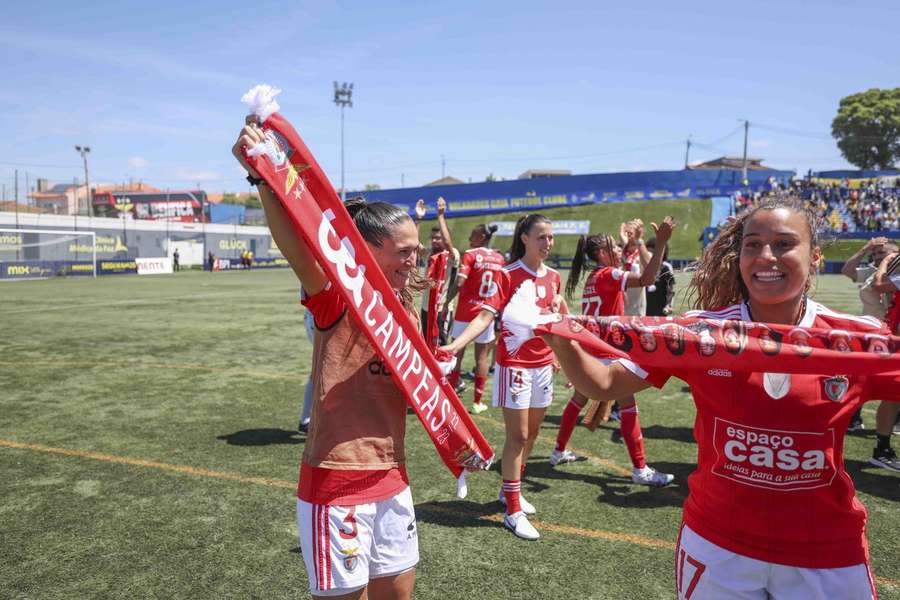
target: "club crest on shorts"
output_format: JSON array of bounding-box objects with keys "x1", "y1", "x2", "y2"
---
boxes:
[
  {"x1": 339, "y1": 547, "x2": 359, "y2": 573},
  {"x1": 823, "y1": 375, "x2": 849, "y2": 402}
]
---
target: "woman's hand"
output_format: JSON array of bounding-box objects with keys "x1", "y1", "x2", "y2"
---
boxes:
[
  {"x1": 231, "y1": 115, "x2": 264, "y2": 179},
  {"x1": 437, "y1": 197, "x2": 447, "y2": 216},
  {"x1": 415, "y1": 199, "x2": 427, "y2": 221},
  {"x1": 650, "y1": 216, "x2": 676, "y2": 246}
]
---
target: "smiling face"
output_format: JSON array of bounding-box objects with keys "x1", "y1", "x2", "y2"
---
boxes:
[
  {"x1": 369, "y1": 217, "x2": 421, "y2": 290},
  {"x1": 739, "y1": 207, "x2": 821, "y2": 309},
  {"x1": 521, "y1": 221, "x2": 554, "y2": 262},
  {"x1": 597, "y1": 240, "x2": 622, "y2": 268}
]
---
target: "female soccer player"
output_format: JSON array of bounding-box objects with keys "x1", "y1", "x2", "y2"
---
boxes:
[
  {"x1": 234, "y1": 119, "x2": 424, "y2": 600},
  {"x1": 542, "y1": 197, "x2": 898, "y2": 599},
  {"x1": 445, "y1": 221, "x2": 503, "y2": 414},
  {"x1": 441, "y1": 214, "x2": 564, "y2": 540},
  {"x1": 550, "y1": 220, "x2": 676, "y2": 489}
]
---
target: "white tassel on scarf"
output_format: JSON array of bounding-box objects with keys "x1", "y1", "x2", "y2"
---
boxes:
[{"x1": 501, "y1": 280, "x2": 564, "y2": 355}]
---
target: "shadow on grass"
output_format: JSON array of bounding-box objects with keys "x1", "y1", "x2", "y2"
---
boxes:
[
  {"x1": 521, "y1": 459, "x2": 691, "y2": 509},
  {"x1": 639, "y1": 424, "x2": 696, "y2": 444},
  {"x1": 845, "y1": 459, "x2": 900, "y2": 502},
  {"x1": 415, "y1": 500, "x2": 503, "y2": 530},
  {"x1": 217, "y1": 428, "x2": 305, "y2": 446}
]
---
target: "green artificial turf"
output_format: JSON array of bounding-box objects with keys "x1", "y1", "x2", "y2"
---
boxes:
[{"x1": 1, "y1": 269, "x2": 898, "y2": 599}]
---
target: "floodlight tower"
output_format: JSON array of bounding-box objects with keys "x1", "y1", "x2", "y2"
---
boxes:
[
  {"x1": 75, "y1": 145, "x2": 92, "y2": 215},
  {"x1": 333, "y1": 82, "x2": 354, "y2": 201}
]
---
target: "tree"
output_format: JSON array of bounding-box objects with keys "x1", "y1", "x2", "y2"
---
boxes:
[
  {"x1": 364, "y1": 183, "x2": 381, "y2": 191},
  {"x1": 831, "y1": 88, "x2": 900, "y2": 170},
  {"x1": 220, "y1": 192, "x2": 261, "y2": 209}
]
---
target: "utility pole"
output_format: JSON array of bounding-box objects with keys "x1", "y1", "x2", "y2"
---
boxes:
[
  {"x1": 740, "y1": 120, "x2": 750, "y2": 186},
  {"x1": 401, "y1": 173, "x2": 405, "y2": 188},
  {"x1": 441, "y1": 155, "x2": 446, "y2": 179},
  {"x1": 333, "y1": 82, "x2": 354, "y2": 201},
  {"x1": 684, "y1": 135, "x2": 692, "y2": 169},
  {"x1": 14, "y1": 169, "x2": 19, "y2": 233},
  {"x1": 75, "y1": 145, "x2": 92, "y2": 215}
]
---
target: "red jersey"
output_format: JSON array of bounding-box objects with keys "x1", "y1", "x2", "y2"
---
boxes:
[
  {"x1": 620, "y1": 298, "x2": 898, "y2": 568},
  {"x1": 484, "y1": 259, "x2": 561, "y2": 368},
  {"x1": 298, "y1": 284, "x2": 412, "y2": 505},
  {"x1": 454, "y1": 247, "x2": 505, "y2": 322},
  {"x1": 582, "y1": 266, "x2": 629, "y2": 317}
]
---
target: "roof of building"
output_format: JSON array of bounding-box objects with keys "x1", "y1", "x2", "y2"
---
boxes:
[
  {"x1": 425, "y1": 176, "x2": 465, "y2": 187},
  {"x1": 690, "y1": 156, "x2": 773, "y2": 171}
]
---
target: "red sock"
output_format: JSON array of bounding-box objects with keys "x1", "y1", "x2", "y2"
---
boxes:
[
  {"x1": 502, "y1": 480, "x2": 521, "y2": 515},
  {"x1": 473, "y1": 374, "x2": 487, "y2": 404},
  {"x1": 556, "y1": 398, "x2": 583, "y2": 452},
  {"x1": 619, "y1": 405, "x2": 646, "y2": 469},
  {"x1": 448, "y1": 369, "x2": 460, "y2": 388}
]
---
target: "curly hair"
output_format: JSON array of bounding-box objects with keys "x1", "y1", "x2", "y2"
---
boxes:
[{"x1": 688, "y1": 196, "x2": 821, "y2": 311}]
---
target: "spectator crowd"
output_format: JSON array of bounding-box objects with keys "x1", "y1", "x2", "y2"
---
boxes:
[{"x1": 734, "y1": 176, "x2": 900, "y2": 232}]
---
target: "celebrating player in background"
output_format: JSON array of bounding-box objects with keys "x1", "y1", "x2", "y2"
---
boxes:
[
  {"x1": 445, "y1": 220, "x2": 503, "y2": 414},
  {"x1": 868, "y1": 249, "x2": 900, "y2": 471},
  {"x1": 839, "y1": 236, "x2": 896, "y2": 433},
  {"x1": 441, "y1": 214, "x2": 565, "y2": 541},
  {"x1": 543, "y1": 197, "x2": 898, "y2": 599},
  {"x1": 621, "y1": 219, "x2": 651, "y2": 317},
  {"x1": 415, "y1": 198, "x2": 461, "y2": 352},
  {"x1": 644, "y1": 237, "x2": 675, "y2": 317},
  {"x1": 551, "y1": 220, "x2": 676, "y2": 488},
  {"x1": 234, "y1": 119, "x2": 424, "y2": 600}
]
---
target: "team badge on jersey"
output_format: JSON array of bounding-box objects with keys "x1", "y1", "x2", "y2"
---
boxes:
[{"x1": 823, "y1": 375, "x2": 849, "y2": 402}]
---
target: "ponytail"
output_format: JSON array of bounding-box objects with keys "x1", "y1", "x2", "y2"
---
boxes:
[
  {"x1": 566, "y1": 236, "x2": 589, "y2": 299},
  {"x1": 471, "y1": 223, "x2": 499, "y2": 246},
  {"x1": 565, "y1": 234, "x2": 612, "y2": 299}
]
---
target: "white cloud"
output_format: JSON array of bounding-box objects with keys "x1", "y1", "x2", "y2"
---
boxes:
[
  {"x1": 175, "y1": 167, "x2": 221, "y2": 182},
  {"x1": 128, "y1": 156, "x2": 150, "y2": 169},
  {"x1": 750, "y1": 139, "x2": 771, "y2": 149}
]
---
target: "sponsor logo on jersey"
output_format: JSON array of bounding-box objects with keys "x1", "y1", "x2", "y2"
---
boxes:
[
  {"x1": 823, "y1": 375, "x2": 849, "y2": 402},
  {"x1": 707, "y1": 368, "x2": 732, "y2": 378},
  {"x1": 712, "y1": 418, "x2": 835, "y2": 491}
]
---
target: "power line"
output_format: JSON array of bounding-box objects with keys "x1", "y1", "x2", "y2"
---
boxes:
[{"x1": 0, "y1": 160, "x2": 81, "y2": 169}]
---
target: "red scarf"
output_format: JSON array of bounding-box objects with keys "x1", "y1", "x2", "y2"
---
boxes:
[
  {"x1": 503, "y1": 281, "x2": 900, "y2": 376},
  {"x1": 242, "y1": 105, "x2": 493, "y2": 490},
  {"x1": 425, "y1": 250, "x2": 449, "y2": 351}
]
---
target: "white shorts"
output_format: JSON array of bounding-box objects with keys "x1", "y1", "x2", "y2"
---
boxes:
[
  {"x1": 297, "y1": 487, "x2": 419, "y2": 596},
  {"x1": 451, "y1": 319, "x2": 496, "y2": 344},
  {"x1": 492, "y1": 364, "x2": 554, "y2": 410},
  {"x1": 675, "y1": 524, "x2": 876, "y2": 600}
]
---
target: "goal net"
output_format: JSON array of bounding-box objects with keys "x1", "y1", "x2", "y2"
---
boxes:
[{"x1": 0, "y1": 228, "x2": 97, "y2": 279}]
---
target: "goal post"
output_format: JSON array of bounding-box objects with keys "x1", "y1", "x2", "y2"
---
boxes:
[{"x1": 0, "y1": 228, "x2": 97, "y2": 280}]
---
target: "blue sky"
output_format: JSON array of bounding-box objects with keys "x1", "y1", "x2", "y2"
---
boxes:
[{"x1": 1, "y1": 0, "x2": 898, "y2": 199}]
